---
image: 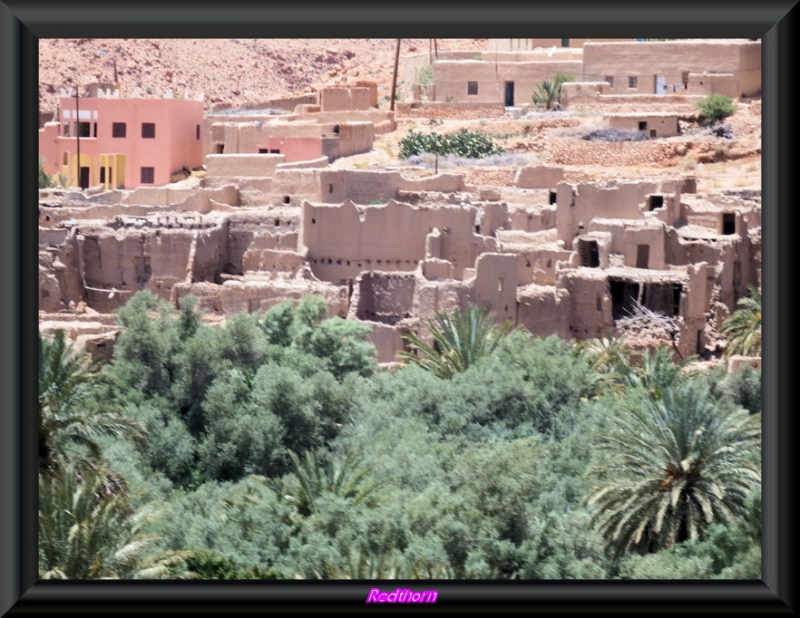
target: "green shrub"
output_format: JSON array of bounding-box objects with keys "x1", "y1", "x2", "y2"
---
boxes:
[
  {"x1": 398, "y1": 128, "x2": 503, "y2": 160},
  {"x1": 695, "y1": 93, "x2": 737, "y2": 126}
]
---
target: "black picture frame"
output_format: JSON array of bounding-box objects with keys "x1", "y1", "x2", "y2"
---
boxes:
[{"x1": 2, "y1": 1, "x2": 795, "y2": 614}]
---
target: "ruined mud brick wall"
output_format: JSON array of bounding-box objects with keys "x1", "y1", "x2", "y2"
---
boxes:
[
  {"x1": 559, "y1": 269, "x2": 615, "y2": 340},
  {"x1": 216, "y1": 278, "x2": 347, "y2": 318},
  {"x1": 431, "y1": 59, "x2": 583, "y2": 105},
  {"x1": 471, "y1": 253, "x2": 518, "y2": 324},
  {"x1": 359, "y1": 321, "x2": 408, "y2": 365},
  {"x1": 321, "y1": 122, "x2": 375, "y2": 161},
  {"x1": 301, "y1": 199, "x2": 481, "y2": 283},
  {"x1": 78, "y1": 216, "x2": 228, "y2": 312},
  {"x1": 514, "y1": 165, "x2": 565, "y2": 190},
  {"x1": 205, "y1": 154, "x2": 286, "y2": 178},
  {"x1": 315, "y1": 170, "x2": 463, "y2": 206},
  {"x1": 496, "y1": 230, "x2": 574, "y2": 286},
  {"x1": 225, "y1": 209, "x2": 299, "y2": 276},
  {"x1": 586, "y1": 219, "x2": 668, "y2": 270},
  {"x1": 353, "y1": 272, "x2": 417, "y2": 324},
  {"x1": 556, "y1": 180, "x2": 680, "y2": 244},
  {"x1": 517, "y1": 284, "x2": 571, "y2": 339},
  {"x1": 267, "y1": 169, "x2": 326, "y2": 206},
  {"x1": 507, "y1": 204, "x2": 557, "y2": 233}
]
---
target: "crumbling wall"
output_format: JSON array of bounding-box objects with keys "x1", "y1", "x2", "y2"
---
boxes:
[
  {"x1": 353, "y1": 272, "x2": 416, "y2": 324},
  {"x1": 216, "y1": 278, "x2": 347, "y2": 317},
  {"x1": 556, "y1": 180, "x2": 664, "y2": 243},
  {"x1": 78, "y1": 217, "x2": 227, "y2": 311},
  {"x1": 269, "y1": 169, "x2": 326, "y2": 205},
  {"x1": 516, "y1": 284, "x2": 571, "y2": 338},
  {"x1": 514, "y1": 165, "x2": 565, "y2": 189},
  {"x1": 559, "y1": 269, "x2": 614, "y2": 340},
  {"x1": 302, "y1": 199, "x2": 478, "y2": 282},
  {"x1": 472, "y1": 253, "x2": 518, "y2": 324},
  {"x1": 205, "y1": 154, "x2": 286, "y2": 178}
]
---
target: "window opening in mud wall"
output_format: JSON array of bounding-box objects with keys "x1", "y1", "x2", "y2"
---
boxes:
[
  {"x1": 112, "y1": 122, "x2": 126, "y2": 138},
  {"x1": 549, "y1": 191, "x2": 557, "y2": 205},
  {"x1": 258, "y1": 148, "x2": 269, "y2": 154},
  {"x1": 629, "y1": 76, "x2": 638, "y2": 89},
  {"x1": 610, "y1": 278, "x2": 639, "y2": 320},
  {"x1": 638, "y1": 121, "x2": 647, "y2": 131},
  {"x1": 722, "y1": 213, "x2": 736, "y2": 235},
  {"x1": 215, "y1": 143, "x2": 224, "y2": 154},
  {"x1": 578, "y1": 239, "x2": 600, "y2": 268},
  {"x1": 636, "y1": 244, "x2": 650, "y2": 269},
  {"x1": 649, "y1": 195, "x2": 664, "y2": 211},
  {"x1": 467, "y1": 81, "x2": 479, "y2": 96}
]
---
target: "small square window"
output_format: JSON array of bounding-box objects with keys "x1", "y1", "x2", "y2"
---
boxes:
[
  {"x1": 142, "y1": 122, "x2": 156, "y2": 138},
  {"x1": 77, "y1": 122, "x2": 91, "y2": 138},
  {"x1": 628, "y1": 76, "x2": 638, "y2": 89},
  {"x1": 467, "y1": 81, "x2": 478, "y2": 96},
  {"x1": 605, "y1": 76, "x2": 614, "y2": 88},
  {"x1": 140, "y1": 167, "x2": 155, "y2": 184},
  {"x1": 112, "y1": 122, "x2": 126, "y2": 138}
]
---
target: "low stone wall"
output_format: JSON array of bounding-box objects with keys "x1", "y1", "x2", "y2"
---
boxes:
[
  {"x1": 205, "y1": 154, "x2": 286, "y2": 177},
  {"x1": 395, "y1": 101, "x2": 507, "y2": 120}
]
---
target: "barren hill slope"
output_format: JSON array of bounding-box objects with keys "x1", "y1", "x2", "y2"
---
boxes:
[{"x1": 38, "y1": 38, "x2": 487, "y2": 117}]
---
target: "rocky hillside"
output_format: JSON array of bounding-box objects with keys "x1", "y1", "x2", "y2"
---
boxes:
[{"x1": 38, "y1": 38, "x2": 487, "y2": 118}]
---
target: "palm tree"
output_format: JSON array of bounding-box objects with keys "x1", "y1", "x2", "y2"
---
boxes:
[
  {"x1": 531, "y1": 73, "x2": 573, "y2": 110},
  {"x1": 39, "y1": 329, "x2": 146, "y2": 474},
  {"x1": 400, "y1": 305, "x2": 514, "y2": 379},
  {"x1": 39, "y1": 465, "x2": 188, "y2": 579},
  {"x1": 585, "y1": 381, "x2": 761, "y2": 557},
  {"x1": 614, "y1": 344, "x2": 698, "y2": 401},
  {"x1": 720, "y1": 285, "x2": 762, "y2": 358},
  {"x1": 261, "y1": 450, "x2": 386, "y2": 518}
]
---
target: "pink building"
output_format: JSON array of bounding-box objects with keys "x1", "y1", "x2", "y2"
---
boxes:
[{"x1": 39, "y1": 89, "x2": 204, "y2": 190}]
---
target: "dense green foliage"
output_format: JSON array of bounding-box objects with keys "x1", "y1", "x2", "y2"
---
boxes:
[
  {"x1": 720, "y1": 285, "x2": 762, "y2": 357},
  {"x1": 398, "y1": 128, "x2": 504, "y2": 159},
  {"x1": 400, "y1": 305, "x2": 514, "y2": 379},
  {"x1": 38, "y1": 294, "x2": 761, "y2": 580},
  {"x1": 695, "y1": 93, "x2": 737, "y2": 126}
]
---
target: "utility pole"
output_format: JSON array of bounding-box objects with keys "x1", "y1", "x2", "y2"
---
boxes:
[
  {"x1": 75, "y1": 88, "x2": 81, "y2": 189},
  {"x1": 390, "y1": 38, "x2": 401, "y2": 112}
]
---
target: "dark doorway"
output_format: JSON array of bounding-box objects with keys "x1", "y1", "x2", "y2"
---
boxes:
[
  {"x1": 578, "y1": 239, "x2": 600, "y2": 268},
  {"x1": 638, "y1": 121, "x2": 647, "y2": 131},
  {"x1": 549, "y1": 191, "x2": 557, "y2": 205},
  {"x1": 504, "y1": 82, "x2": 515, "y2": 107},
  {"x1": 215, "y1": 143, "x2": 224, "y2": 154},
  {"x1": 636, "y1": 244, "x2": 650, "y2": 269},
  {"x1": 722, "y1": 213, "x2": 736, "y2": 235},
  {"x1": 79, "y1": 166, "x2": 90, "y2": 189},
  {"x1": 610, "y1": 278, "x2": 640, "y2": 320}
]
